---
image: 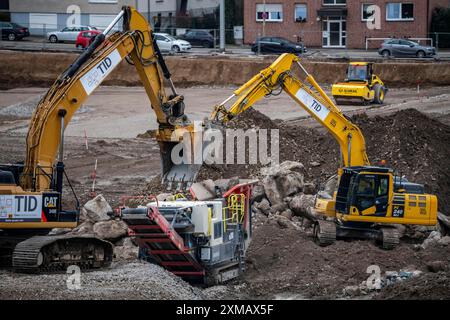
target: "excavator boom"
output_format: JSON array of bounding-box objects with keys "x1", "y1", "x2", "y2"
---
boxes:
[
  {"x1": 22, "y1": 6, "x2": 193, "y2": 194},
  {"x1": 0, "y1": 6, "x2": 195, "y2": 272},
  {"x1": 211, "y1": 53, "x2": 370, "y2": 168},
  {"x1": 209, "y1": 53, "x2": 437, "y2": 249}
]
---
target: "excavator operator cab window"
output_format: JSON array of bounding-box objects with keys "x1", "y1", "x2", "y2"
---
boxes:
[
  {"x1": 353, "y1": 173, "x2": 390, "y2": 216},
  {"x1": 0, "y1": 170, "x2": 16, "y2": 185},
  {"x1": 347, "y1": 65, "x2": 368, "y2": 82}
]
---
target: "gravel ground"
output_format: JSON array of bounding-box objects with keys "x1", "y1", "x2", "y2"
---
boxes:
[
  {"x1": 0, "y1": 94, "x2": 92, "y2": 118},
  {"x1": 0, "y1": 261, "x2": 240, "y2": 300}
]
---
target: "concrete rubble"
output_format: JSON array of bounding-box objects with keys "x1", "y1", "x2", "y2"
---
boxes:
[{"x1": 50, "y1": 194, "x2": 138, "y2": 262}]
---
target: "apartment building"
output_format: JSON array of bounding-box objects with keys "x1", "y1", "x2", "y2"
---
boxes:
[
  {"x1": 6, "y1": 0, "x2": 219, "y2": 34},
  {"x1": 244, "y1": 0, "x2": 450, "y2": 48}
]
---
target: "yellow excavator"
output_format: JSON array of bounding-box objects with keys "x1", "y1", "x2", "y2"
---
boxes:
[
  {"x1": 209, "y1": 53, "x2": 437, "y2": 249},
  {"x1": 331, "y1": 62, "x2": 387, "y2": 105},
  {"x1": 0, "y1": 6, "x2": 196, "y2": 271}
]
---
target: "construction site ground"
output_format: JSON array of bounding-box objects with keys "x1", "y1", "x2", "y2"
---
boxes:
[{"x1": 1, "y1": 82, "x2": 449, "y2": 300}]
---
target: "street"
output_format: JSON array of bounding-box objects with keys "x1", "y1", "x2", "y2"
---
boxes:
[{"x1": 1, "y1": 36, "x2": 449, "y2": 60}]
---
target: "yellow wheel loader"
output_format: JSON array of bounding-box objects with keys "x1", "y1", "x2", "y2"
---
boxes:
[{"x1": 331, "y1": 62, "x2": 387, "y2": 105}]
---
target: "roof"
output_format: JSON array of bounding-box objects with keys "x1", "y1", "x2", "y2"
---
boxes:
[{"x1": 343, "y1": 166, "x2": 392, "y2": 174}]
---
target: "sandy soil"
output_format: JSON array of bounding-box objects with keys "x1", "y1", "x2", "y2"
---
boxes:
[{"x1": 1, "y1": 85, "x2": 450, "y2": 138}]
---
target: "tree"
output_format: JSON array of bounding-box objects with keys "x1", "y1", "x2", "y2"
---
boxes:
[{"x1": 430, "y1": 6, "x2": 450, "y2": 48}]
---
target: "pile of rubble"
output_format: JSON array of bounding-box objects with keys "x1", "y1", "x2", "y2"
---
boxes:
[
  {"x1": 252, "y1": 161, "x2": 317, "y2": 223},
  {"x1": 52, "y1": 194, "x2": 138, "y2": 261}
]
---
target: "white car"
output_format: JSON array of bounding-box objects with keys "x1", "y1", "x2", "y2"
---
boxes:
[
  {"x1": 154, "y1": 32, "x2": 191, "y2": 53},
  {"x1": 47, "y1": 26, "x2": 98, "y2": 43}
]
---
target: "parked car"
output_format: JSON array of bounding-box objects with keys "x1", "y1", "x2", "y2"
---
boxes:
[
  {"x1": 378, "y1": 39, "x2": 436, "y2": 58},
  {"x1": 154, "y1": 32, "x2": 191, "y2": 53},
  {"x1": 0, "y1": 22, "x2": 29, "y2": 41},
  {"x1": 251, "y1": 37, "x2": 306, "y2": 55},
  {"x1": 75, "y1": 30, "x2": 101, "y2": 49},
  {"x1": 47, "y1": 26, "x2": 98, "y2": 43},
  {"x1": 177, "y1": 30, "x2": 217, "y2": 48}
]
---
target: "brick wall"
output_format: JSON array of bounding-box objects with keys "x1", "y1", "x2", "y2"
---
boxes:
[{"x1": 244, "y1": 0, "x2": 450, "y2": 49}]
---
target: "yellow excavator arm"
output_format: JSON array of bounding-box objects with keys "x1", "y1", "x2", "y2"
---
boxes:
[
  {"x1": 210, "y1": 53, "x2": 370, "y2": 168},
  {"x1": 211, "y1": 53, "x2": 437, "y2": 234},
  {"x1": 21, "y1": 6, "x2": 189, "y2": 193}
]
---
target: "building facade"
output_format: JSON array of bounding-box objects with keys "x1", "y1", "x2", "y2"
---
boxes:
[
  {"x1": 244, "y1": 0, "x2": 450, "y2": 48},
  {"x1": 7, "y1": 0, "x2": 219, "y2": 34}
]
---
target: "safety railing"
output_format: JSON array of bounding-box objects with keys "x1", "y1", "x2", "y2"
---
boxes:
[{"x1": 222, "y1": 193, "x2": 246, "y2": 232}]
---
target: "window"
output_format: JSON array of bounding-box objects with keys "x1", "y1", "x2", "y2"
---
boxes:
[
  {"x1": 323, "y1": 0, "x2": 346, "y2": 5},
  {"x1": 256, "y1": 4, "x2": 283, "y2": 22},
  {"x1": 362, "y1": 4, "x2": 375, "y2": 21},
  {"x1": 386, "y1": 39, "x2": 400, "y2": 45},
  {"x1": 377, "y1": 176, "x2": 389, "y2": 197},
  {"x1": 357, "y1": 176, "x2": 375, "y2": 196},
  {"x1": 386, "y1": 3, "x2": 414, "y2": 21},
  {"x1": 214, "y1": 222, "x2": 222, "y2": 239},
  {"x1": 295, "y1": 4, "x2": 307, "y2": 22},
  {"x1": 399, "y1": 39, "x2": 417, "y2": 46},
  {"x1": 348, "y1": 64, "x2": 368, "y2": 81}
]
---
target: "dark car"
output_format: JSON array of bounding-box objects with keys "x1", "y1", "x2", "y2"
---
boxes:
[
  {"x1": 0, "y1": 22, "x2": 30, "y2": 41},
  {"x1": 177, "y1": 30, "x2": 217, "y2": 48},
  {"x1": 378, "y1": 39, "x2": 436, "y2": 58},
  {"x1": 251, "y1": 37, "x2": 306, "y2": 55}
]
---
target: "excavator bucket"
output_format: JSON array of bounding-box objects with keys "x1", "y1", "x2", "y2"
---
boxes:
[
  {"x1": 158, "y1": 121, "x2": 222, "y2": 190},
  {"x1": 159, "y1": 141, "x2": 202, "y2": 190}
]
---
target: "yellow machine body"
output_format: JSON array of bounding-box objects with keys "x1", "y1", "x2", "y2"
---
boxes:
[{"x1": 332, "y1": 62, "x2": 386, "y2": 104}]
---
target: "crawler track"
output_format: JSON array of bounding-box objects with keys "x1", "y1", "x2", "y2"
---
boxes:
[{"x1": 12, "y1": 234, "x2": 113, "y2": 273}]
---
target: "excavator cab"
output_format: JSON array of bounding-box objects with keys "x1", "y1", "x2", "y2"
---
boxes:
[
  {"x1": 336, "y1": 167, "x2": 391, "y2": 217},
  {"x1": 333, "y1": 166, "x2": 436, "y2": 226}
]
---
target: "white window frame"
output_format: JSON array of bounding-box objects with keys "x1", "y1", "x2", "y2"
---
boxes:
[
  {"x1": 256, "y1": 3, "x2": 283, "y2": 22},
  {"x1": 361, "y1": 3, "x2": 375, "y2": 22},
  {"x1": 322, "y1": 0, "x2": 347, "y2": 6},
  {"x1": 294, "y1": 4, "x2": 308, "y2": 22},
  {"x1": 88, "y1": 0, "x2": 118, "y2": 3},
  {"x1": 386, "y1": 3, "x2": 414, "y2": 21}
]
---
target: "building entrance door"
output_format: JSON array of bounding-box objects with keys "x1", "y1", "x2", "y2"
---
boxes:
[{"x1": 323, "y1": 18, "x2": 346, "y2": 48}]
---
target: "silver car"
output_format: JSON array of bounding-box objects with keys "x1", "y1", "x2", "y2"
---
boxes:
[
  {"x1": 154, "y1": 33, "x2": 191, "y2": 53},
  {"x1": 47, "y1": 26, "x2": 98, "y2": 43},
  {"x1": 378, "y1": 39, "x2": 436, "y2": 58}
]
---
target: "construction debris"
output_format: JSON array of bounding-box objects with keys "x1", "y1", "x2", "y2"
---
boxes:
[{"x1": 81, "y1": 194, "x2": 113, "y2": 222}]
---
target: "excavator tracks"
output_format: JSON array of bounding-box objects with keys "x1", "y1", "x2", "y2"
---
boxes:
[
  {"x1": 379, "y1": 227, "x2": 400, "y2": 250},
  {"x1": 313, "y1": 220, "x2": 336, "y2": 246},
  {"x1": 12, "y1": 234, "x2": 113, "y2": 273}
]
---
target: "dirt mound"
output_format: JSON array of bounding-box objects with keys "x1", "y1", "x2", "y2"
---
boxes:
[
  {"x1": 197, "y1": 107, "x2": 338, "y2": 182},
  {"x1": 219, "y1": 107, "x2": 450, "y2": 215},
  {"x1": 142, "y1": 107, "x2": 450, "y2": 215},
  {"x1": 352, "y1": 109, "x2": 450, "y2": 215},
  {"x1": 242, "y1": 214, "x2": 450, "y2": 299}
]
